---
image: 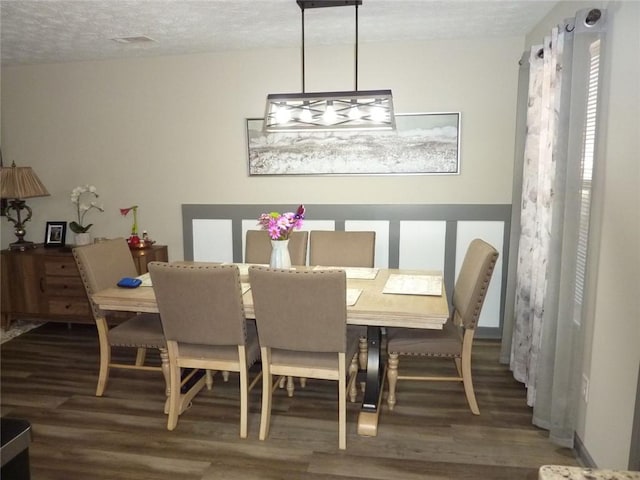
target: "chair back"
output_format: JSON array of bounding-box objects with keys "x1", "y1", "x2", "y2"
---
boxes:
[
  {"x1": 73, "y1": 238, "x2": 139, "y2": 319},
  {"x1": 148, "y1": 263, "x2": 247, "y2": 346},
  {"x1": 452, "y1": 239, "x2": 499, "y2": 330},
  {"x1": 249, "y1": 266, "x2": 347, "y2": 353},
  {"x1": 308, "y1": 231, "x2": 375, "y2": 267},
  {"x1": 245, "y1": 230, "x2": 308, "y2": 266}
]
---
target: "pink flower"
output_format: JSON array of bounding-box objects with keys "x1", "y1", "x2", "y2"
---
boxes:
[{"x1": 257, "y1": 204, "x2": 305, "y2": 240}]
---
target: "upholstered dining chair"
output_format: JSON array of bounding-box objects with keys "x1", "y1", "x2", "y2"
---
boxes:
[
  {"x1": 148, "y1": 262, "x2": 261, "y2": 437},
  {"x1": 309, "y1": 229, "x2": 376, "y2": 389},
  {"x1": 245, "y1": 229, "x2": 309, "y2": 395},
  {"x1": 245, "y1": 230, "x2": 309, "y2": 266},
  {"x1": 73, "y1": 238, "x2": 168, "y2": 397},
  {"x1": 308, "y1": 230, "x2": 375, "y2": 268},
  {"x1": 385, "y1": 238, "x2": 499, "y2": 415},
  {"x1": 248, "y1": 266, "x2": 360, "y2": 450}
]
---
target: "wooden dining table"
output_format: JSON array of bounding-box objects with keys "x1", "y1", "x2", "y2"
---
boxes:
[{"x1": 91, "y1": 263, "x2": 450, "y2": 437}]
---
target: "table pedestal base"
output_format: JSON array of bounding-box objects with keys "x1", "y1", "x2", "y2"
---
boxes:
[{"x1": 356, "y1": 326, "x2": 387, "y2": 436}]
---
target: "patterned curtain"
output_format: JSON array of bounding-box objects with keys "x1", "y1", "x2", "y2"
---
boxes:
[
  {"x1": 508, "y1": 9, "x2": 607, "y2": 447},
  {"x1": 511, "y1": 27, "x2": 565, "y2": 404}
]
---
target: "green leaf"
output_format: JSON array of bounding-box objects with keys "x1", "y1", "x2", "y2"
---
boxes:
[{"x1": 69, "y1": 221, "x2": 91, "y2": 234}]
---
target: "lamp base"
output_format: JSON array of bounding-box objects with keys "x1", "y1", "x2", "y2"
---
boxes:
[
  {"x1": 9, "y1": 239, "x2": 37, "y2": 251},
  {"x1": 5, "y1": 199, "x2": 36, "y2": 252}
]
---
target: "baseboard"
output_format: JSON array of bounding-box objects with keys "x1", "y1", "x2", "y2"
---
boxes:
[
  {"x1": 476, "y1": 326, "x2": 502, "y2": 339},
  {"x1": 574, "y1": 433, "x2": 596, "y2": 467}
]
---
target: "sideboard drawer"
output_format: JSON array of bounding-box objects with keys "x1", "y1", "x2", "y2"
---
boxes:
[
  {"x1": 47, "y1": 298, "x2": 91, "y2": 316},
  {"x1": 44, "y1": 258, "x2": 79, "y2": 277},
  {"x1": 45, "y1": 276, "x2": 86, "y2": 297}
]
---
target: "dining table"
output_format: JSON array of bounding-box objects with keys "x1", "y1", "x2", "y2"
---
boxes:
[{"x1": 91, "y1": 263, "x2": 450, "y2": 437}]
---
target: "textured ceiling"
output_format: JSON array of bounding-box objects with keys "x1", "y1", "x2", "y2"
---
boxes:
[{"x1": 0, "y1": 0, "x2": 558, "y2": 65}]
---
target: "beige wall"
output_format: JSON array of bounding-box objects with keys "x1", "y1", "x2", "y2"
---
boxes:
[
  {"x1": 527, "y1": 0, "x2": 640, "y2": 469},
  {"x1": 0, "y1": 37, "x2": 521, "y2": 258}
]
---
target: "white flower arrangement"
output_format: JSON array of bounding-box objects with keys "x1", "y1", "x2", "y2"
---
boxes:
[{"x1": 69, "y1": 185, "x2": 104, "y2": 233}]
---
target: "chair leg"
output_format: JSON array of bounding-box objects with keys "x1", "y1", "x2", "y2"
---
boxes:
[
  {"x1": 286, "y1": 376, "x2": 295, "y2": 397},
  {"x1": 222, "y1": 370, "x2": 230, "y2": 382},
  {"x1": 166, "y1": 351, "x2": 182, "y2": 430},
  {"x1": 95, "y1": 318, "x2": 111, "y2": 397},
  {"x1": 159, "y1": 348, "x2": 171, "y2": 414},
  {"x1": 338, "y1": 352, "x2": 347, "y2": 450},
  {"x1": 454, "y1": 357, "x2": 463, "y2": 377},
  {"x1": 96, "y1": 344, "x2": 111, "y2": 397},
  {"x1": 461, "y1": 354, "x2": 480, "y2": 415},
  {"x1": 281, "y1": 376, "x2": 305, "y2": 396},
  {"x1": 259, "y1": 348, "x2": 272, "y2": 441},
  {"x1": 135, "y1": 347, "x2": 147, "y2": 366},
  {"x1": 348, "y1": 354, "x2": 358, "y2": 402},
  {"x1": 386, "y1": 352, "x2": 399, "y2": 411},
  {"x1": 239, "y1": 347, "x2": 249, "y2": 439},
  {"x1": 205, "y1": 370, "x2": 214, "y2": 390}
]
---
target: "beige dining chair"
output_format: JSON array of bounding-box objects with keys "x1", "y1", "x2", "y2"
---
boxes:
[
  {"x1": 148, "y1": 262, "x2": 261, "y2": 437},
  {"x1": 309, "y1": 229, "x2": 376, "y2": 390},
  {"x1": 249, "y1": 266, "x2": 360, "y2": 450},
  {"x1": 308, "y1": 230, "x2": 375, "y2": 268},
  {"x1": 73, "y1": 238, "x2": 168, "y2": 397},
  {"x1": 385, "y1": 238, "x2": 499, "y2": 415},
  {"x1": 245, "y1": 230, "x2": 308, "y2": 266},
  {"x1": 246, "y1": 229, "x2": 309, "y2": 394}
]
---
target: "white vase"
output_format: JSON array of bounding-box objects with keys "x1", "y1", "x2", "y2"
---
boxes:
[
  {"x1": 270, "y1": 239, "x2": 291, "y2": 269},
  {"x1": 74, "y1": 233, "x2": 92, "y2": 246}
]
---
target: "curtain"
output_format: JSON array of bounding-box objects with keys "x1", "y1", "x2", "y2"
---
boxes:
[{"x1": 504, "y1": 8, "x2": 607, "y2": 447}]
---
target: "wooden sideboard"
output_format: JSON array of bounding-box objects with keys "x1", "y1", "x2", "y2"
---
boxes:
[{"x1": 1, "y1": 244, "x2": 168, "y2": 327}]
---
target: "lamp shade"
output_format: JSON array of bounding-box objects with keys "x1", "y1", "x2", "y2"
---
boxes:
[{"x1": 1, "y1": 163, "x2": 50, "y2": 199}]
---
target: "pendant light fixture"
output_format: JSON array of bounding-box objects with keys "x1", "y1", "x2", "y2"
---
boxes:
[{"x1": 264, "y1": 0, "x2": 395, "y2": 132}]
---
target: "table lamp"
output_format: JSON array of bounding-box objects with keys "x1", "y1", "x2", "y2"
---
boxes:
[{"x1": 1, "y1": 162, "x2": 50, "y2": 251}]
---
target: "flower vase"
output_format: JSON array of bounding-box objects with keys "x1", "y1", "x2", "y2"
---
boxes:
[
  {"x1": 75, "y1": 233, "x2": 92, "y2": 246},
  {"x1": 270, "y1": 239, "x2": 291, "y2": 269}
]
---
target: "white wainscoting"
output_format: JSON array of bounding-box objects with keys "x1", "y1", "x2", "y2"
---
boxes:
[
  {"x1": 183, "y1": 204, "x2": 510, "y2": 335},
  {"x1": 399, "y1": 221, "x2": 447, "y2": 270},
  {"x1": 193, "y1": 219, "x2": 233, "y2": 262}
]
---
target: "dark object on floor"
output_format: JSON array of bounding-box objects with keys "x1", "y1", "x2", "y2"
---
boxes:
[{"x1": 1, "y1": 417, "x2": 31, "y2": 480}]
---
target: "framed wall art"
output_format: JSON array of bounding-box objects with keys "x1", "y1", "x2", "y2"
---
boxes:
[
  {"x1": 44, "y1": 221, "x2": 67, "y2": 247},
  {"x1": 246, "y1": 112, "x2": 460, "y2": 176}
]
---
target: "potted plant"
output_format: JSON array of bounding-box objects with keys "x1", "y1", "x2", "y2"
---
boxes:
[{"x1": 69, "y1": 185, "x2": 104, "y2": 245}]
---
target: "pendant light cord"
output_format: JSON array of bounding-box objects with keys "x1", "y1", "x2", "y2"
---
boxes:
[
  {"x1": 300, "y1": 2, "x2": 360, "y2": 94},
  {"x1": 355, "y1": 4, "x2": 358, "y2": 91},
  {"x1": 301, "y1": 7, "x2": 306, "y2": 93}
]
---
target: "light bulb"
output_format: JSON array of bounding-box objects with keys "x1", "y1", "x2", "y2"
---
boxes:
[
  {"x1": 348, "y1": 103, "x2": 362, "y2": 120},
  {"x1": 275, "y1": 103, "x2": 291, "y2": 124},
  {"x1": 299, "y1": 103, "x2": 313, "y2": 123},
  {"x1": 323, "y1": 101, "x2": 337, "y2": 124},
  {"x1": 370, "y1": 102, "x2": 386, "y2": 123}
]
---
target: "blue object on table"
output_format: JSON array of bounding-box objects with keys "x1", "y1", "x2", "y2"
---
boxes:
[{"x1": 117, "y1": 277, "x2": 142, "y2": 288}]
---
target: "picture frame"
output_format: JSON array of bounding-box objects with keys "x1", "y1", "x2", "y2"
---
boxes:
[
  {"x1": 246, "y1": 112, "x2": 460, "y2": 176},
  {"x1": 44, "y1": 221, "x2": 67, "y2": 247}
]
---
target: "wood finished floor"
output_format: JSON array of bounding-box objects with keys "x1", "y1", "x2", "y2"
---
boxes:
[{"x1": 1, "y1": 322, "x2": 580, "y2": 479}]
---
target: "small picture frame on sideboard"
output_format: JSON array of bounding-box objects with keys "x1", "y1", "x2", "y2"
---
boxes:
[{"x1": 44, "y1": 221, "x2": 67, "y2": 247}]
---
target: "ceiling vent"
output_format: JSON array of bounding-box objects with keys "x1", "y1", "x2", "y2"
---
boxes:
[{"x1": 111, "y1": 36, "x2": 155, "y2": 44}]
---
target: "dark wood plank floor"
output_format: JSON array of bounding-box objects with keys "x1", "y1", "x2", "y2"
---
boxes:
[{"x1": 1, "y1": 322, "x2": 580, "y2": 479}]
